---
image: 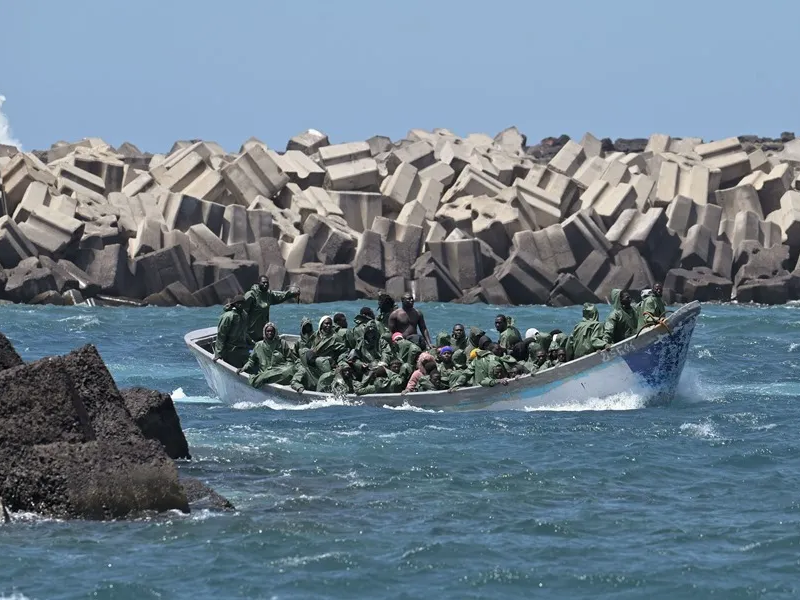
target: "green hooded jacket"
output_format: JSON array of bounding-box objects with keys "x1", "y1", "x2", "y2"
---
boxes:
[
  {"x1": 416, "y1": 375, "x2": 450, "y2": 392},
  {"x1": 312, "y1": 317, "x2": 347, "y2": 369},
  {"x1": 214, "y1": 307, "x2": 249, "y2": 368},
  {"x1": 297, "y1": 317, "x2": 316, "y2": 355},
  {"x1": 383, "y1": 338, "x2": 421, "y2": 367},
  {"x1": 637, "y1": 294, "x2": 666, "y2": 329},
  {"x1": 242, "y1": 284, "x2": 298, "y2": 341},
  {"x1": 317, "y1": 371, "x2": 356, "y2": 394},
  {"x1": 352, "y1": 313, "x2": 373, "y2": 343},
  {"x1": 454, "y1": 349, "x2": 500, "y2": 387},
  {"x1": 566, "y1": 303, "x2": 607, "y2": 360},
  {"x1": 243, "y1": 330, "x2": 296, "y2": 388},
  {"x1": 604, "y1": 289, "x2": 638, "y2": 344},
  {"x1": 498, "y1": 320, "x2": 522, "y2": 350},
  {"x1": 355, "y1": 321, "x2": 388, "y2": 366}
]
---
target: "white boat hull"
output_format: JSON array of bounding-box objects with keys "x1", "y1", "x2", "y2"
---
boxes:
[{"x1": 184, "y1": 301, "x2": 701, "y2": 412}]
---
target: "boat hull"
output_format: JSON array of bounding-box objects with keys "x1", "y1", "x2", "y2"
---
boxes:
[{"x1": 184, "y1": 301, "x2": 700, "y2": 411}]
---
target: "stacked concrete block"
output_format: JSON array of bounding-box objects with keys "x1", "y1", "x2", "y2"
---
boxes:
[
  {"x1": 494, "y1": 249, "x2": 558, "y2": 305},
  {"x1": 441, "y1": 166, "x2": 506, "y2": 205},
  {"x1": 0, "y1": 216, "x2": 38, "y2": 269},
  {"x1": 150, "y1": 149, "x2": 225, "y2": 203},
  {"x1": 385, "y1": 140, "x2": 435, "y2": 174},
  {"x1": 18, "y1": 208, "x2": 85, "y2": 257},
  {"x1": 695, "y1": 137, "x2": 751, "y2": 186},
  {"x1": 331, "y1": 191, "x2": 383, "y2": 233},
  {"x1": 267, "y1": 150, "x2": 325, "y2": 189},
  {"x1": 303, "y1": 213, "x2": 357, "y2": 265},
  {"x1": 222, "y1": 145, "x2": 289, "y2": 205},
  {"x1": 160, "y1": 192, "x2": 224, "y2": 235},
  {"x1": 427, "y1": 239, "x2": 484, "y2": 290},
  {"x1": 512, "y1": 226, "x2": 576, "y2": 274},
  {"x1": 319, "y1": 142, "x2": 379, "y2": 192},
  {"x1": 286, "y1": 129, "x2": 330, "y2": 155},
  {"x1": 0, "y1": 154, "x2": 57, "y2": 217},
  {"x1": 766, "y1": 191, "x2": 800, "y2": 250}
]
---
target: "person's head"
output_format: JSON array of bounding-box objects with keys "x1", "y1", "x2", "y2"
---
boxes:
[
  {"x1": 556, "y1": 348, "x2": 567, "y2": 363},
  {"x1": 535, "y1": 349, "x2": 547, "y2": 365},
  {"x1": 364, "y1": 321, "x2": 378, "y2": 342},
  {"x1": 478, "y1": 335, "x2": 492, "y2": 351},
  {"x1": 582, "y1": 303, "x2": 599, "y2": 321},
  {"x1": 429, "y1": 370, "x2": 442, "y2": 386},
  {"x1": 339, "y1": 363, "x2": 353, "y2": 380},
  {"x1": 489, "y1": 343, "x2": 504, "y2": 357},
  {"x1": 378, "y1": 293, "x2": 394, "y2": 313},
  {"x1": 227, "y1": 294, "x2": 245, "y2": 312},
  {"x1": 333, "y1": 312, "x2": 347, "y2": 329},
  {"x1": 392, "y1": 332, "x2": 404, "y2": 345},
  {"x1": 549, "y1": 329, "x2": 562, "y2": 336},
  {"x1": 439, "y1": 346, "x2": 454, "y2": 363},
  {"x1": 389, "y1": 358, "x2": 403, "y2": 373},
  {"x1": 422, "y1": 360, "x2": 438, "y2": 374},
  {"x1": 360, "y1": 306, "x2": 375, "y2": 320},
  {"x1": 452, "y1": 324, "x2": 465, "y2": 340},
  {"x1": 525, "y1": 328, "x2": 539, "y2": 341},
  {"x1": 653, "y1": 282, "x2": 663, "y2": 297},
  {"x1": 319, "y1": 316, "x2": 333, "y2": 334},
  {"x1": 263, "y1": 322, "x2": 277, "y2": 340},
  {"x1": 510, "y1": 341, "x2": 527, "y2": 361},
  {"x1": 495, "y1": 314, "x2": 508, "y2": 333},
  {"x1": 401, "y1": 292, "x2": 414, "y2": 310},
  {"x1": 372, "y1": 364, "x2": 387, "y2": 378},
  {"x1": 492, "y1": 364, "x2": 505, "y2": 379},
  {"x1": 620, "y1": 290, "x2": 632, "y2": 308},
  {"x1": 548, "y1": 346, "x2": 558, "y2": 361},
  {"x1": 301, "y1": 318, "x2": 313, "y2": 335},
  {"x1": 258, "y1": 275, "x2": 270, "y2": 291}
]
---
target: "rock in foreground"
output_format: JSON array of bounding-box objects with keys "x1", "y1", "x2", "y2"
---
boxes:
[
  {"x1": 121, "y1": 387, "x2": 191, "y2": 460},
  {"x1": 0, "y1": 334, "x2": 228, "y2": 520}
]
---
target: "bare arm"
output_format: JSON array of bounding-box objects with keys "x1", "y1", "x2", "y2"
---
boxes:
[
  {"x1": 388, "y1": 309, "x2": 399, "y2": 334},
  {"x1": 418, "y1": 310, "x2": 432, "y2": 347}
]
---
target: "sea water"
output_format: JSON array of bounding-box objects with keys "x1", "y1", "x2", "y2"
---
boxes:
[{"x1": 1, "y1": 301, "x2": 800, "y2": 599}]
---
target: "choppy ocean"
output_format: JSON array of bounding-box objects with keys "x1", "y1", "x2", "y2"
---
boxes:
[{"x1": 2, "y1": 301, "x2": 800, "y2": 599}]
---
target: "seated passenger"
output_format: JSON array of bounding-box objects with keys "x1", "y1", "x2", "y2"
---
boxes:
[
  {"x1": 333, "y1": 312, "x2": 356, "y2": 350},
  {"x1": 312, "y1": 315, "x2": 347, "y2": 371},
  {"x1": 452, "y1": 344, "x2": 497, "y2": 389},
  {"x1": 387, "y1": 357, "x2": 410, "y2": 391},
  {"x1": 489, "y1": 342, "x2": 527, "y2": 376},
  {"x1": 291, "y1": 351, "x2": 327, "y2": 394},
  {"x1": 352, "y1": 307, "x2": 375, "y2": 343},
  {"x1": 296, "y1": 317, "x2": 316, "y2": 356},
  {"x1": 415, "y1": 369, "x2": 450, "y2": 392},
  {"x1": 213, "y1": 295, "x2": 250, "y2": 368},
  {"x1": 356, "y1": 364, "x2": 396, "y2": 395},
  {"x1": 495, "y1": 314, "x2": 522, "y2": 350},
  {"x1": 237, "y1": 322, "x2": 296, "y2": 388},
  {"x1": 528, "y1": 349, "x2": 548, "y2": 373},
  {"x1": 604, "y1": 289, "x2": 637, "y2": 344},
  {"x1": 637, "y1": 282, "x2": 666, "y2": 329},
  {"x1": 465, "y1": 327, "x2": 487, "y2": 356},
  {"x1": 553, "y1": 348, "x2": 567, "y2": 366},
  {"x1": 404, "y1": 352, "x2": 438, "y2": 393},
  {"x1": 317, "y1": 363, "x2": 356, "y2": 395},
  {"x1": 437, "y1": 346, "x2": 463, "y2": 387},
  {"x1": 385, "y1": 332, "x2": 422, "y2": 368},
  {"x1": 565, "y1": 303, "x2": 608, "y2": 360},
  {"x1": 355, "y1": 321, "x2": 386, "y2": 368}
]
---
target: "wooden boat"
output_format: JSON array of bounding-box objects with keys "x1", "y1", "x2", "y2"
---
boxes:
[{"x1": 184, "y1": 301, "x2": 701, "y2": 411}]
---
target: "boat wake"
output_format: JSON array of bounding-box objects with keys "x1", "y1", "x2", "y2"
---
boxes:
[
  {"x1": 522, "y1": 391, "x2": 648, "y2": 412},
  {"x1": 231, "y1": 395, "x2": 353, "y2": 411},
  {"x1": 170, "y1": 388, "x2": 220, "y2": 404}
]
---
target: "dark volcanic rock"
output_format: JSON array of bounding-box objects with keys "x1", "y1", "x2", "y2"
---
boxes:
[
  {"x1": 0, "y1": 340, "x2": 191, "y2": 520},
  {"x1": 181, "y1": 477, "x2": 235, "y2": 511},
  {"x1": 122, "y1": 387, "x2": 190, "y2": 460},
  {"x1": 0, "y1": 332, "x2": 23, "y2": 371}
]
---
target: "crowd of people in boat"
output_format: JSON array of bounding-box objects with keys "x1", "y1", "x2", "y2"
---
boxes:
[{"x1": 212, "y1": 275, "x2": 667, "y2": 396}]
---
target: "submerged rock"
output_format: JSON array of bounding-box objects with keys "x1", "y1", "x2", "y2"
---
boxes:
[
  {"x1": 0, "y1": 332, "x2": 23, "y2": 371},
  {"x1": 181, "y1": 477, "x2": 235, "y2": 512},
  {"x1": 122, "y1": 387, "x2": 191, "y2": 460}
]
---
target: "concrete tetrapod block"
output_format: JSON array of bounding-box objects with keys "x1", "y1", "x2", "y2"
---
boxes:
[
  {"x1": 133, "y1": 244, "x2": 197, "y2": 296},
  {"x1": 187, "y1": 223, "x2": 234, "y2": 261},
  {"x1": 129, "y1": 218, "x2": 165, "y2": 258},
  {"x1": 302, "y1": 213, "x2": 356, "y2": 265},
  {"x1": 72, "y1": 244, "x2": 141, "y2": 298},
  {"x1": 221, "y1": 204, "x2": 249, "y2": 245},
  {"x1": 512, "y1": 227, "x2": 576, "y2": 274},
  {"x1": 330, "y1": 191, "x2": 383, "y2": 233},
  {"x1": 735, "y1": 275, "x2": 794, "y2": 305},
  {"x1": 440, "y1": 166, "x2": 506, "y2": 205},
  {"x1": 411, "y1": 252, "x2": 462, "y2": 302},
  {"x1": 548, "y1": 273, "x2": 601, "y2": 307},
  {"x1": 680, "y1": 224, "x2": 716, "y2": 269},
  {"x1": 354, "y1": 230, "x2": 385, "y2": 287},
  {"x1": 324, "y1": 157, "x2": 380, "y2": 192},
  {"x1": 381, "y1": 162, "x2": 420, "y2": 212},
  {"x1": 613, "y1": 246, "x2": 654, "y2": 292},
  {"x1": 574, "y1": 249, "x2": 615, "y2": 293},
  {"x1": 494, "y1": 248, "x2": 558, "y2": 305},
  {"x1": 385, "y1": 140, "x2": 435, "y2": 174},
  {"x1": 283, "y1": 234, "x2": 317, "y2": 270},
  {"x1": 319, "y1": 142, "x2": 371, "y2": 167},
  {"x1": 192, "y1": 274, "x2": 245, "y2": 307},
  {"x1": 0, "y1": 215, "x2": 38, "y2": 269},
  {"x1": 548, "y1": 140, "x2": 586, "y2": 178},
  {"x1": 192, "y1": 257, "x2": 259, "y2": 291},
  {"x1": 18, "y1": 207, "x2": 85, "y2": 257},
  {"x1": 286, "y1": 129, "x2": 330, "y2": 155},
  {"x1": 222, "y1": 145, "x2": 289, "y2": 205},
  {"x1": 3, "y1": 258, "x2": 59, "y2": 303},
  {"x1": 0, "y1": 153, "x2": 57, "y2": 217},
  {"x1": 714, "y1": 184, "x2": 763, "y2": 221},
  {"x1": 287, "y1": 263, "x2": 357, "y2": 303},
  {"x1": 419, "y1": 162, "x2": 456, "y2": 187},
  {"x1": 561, "y1": 209, "x2": 611, "y2": 266},
  {"x1": 732, "y1": 241, "x2": 791, "y2": 288},
  {"x1": 38, "y1": 256, "x2": 101, "y2": 297},
  {"x1": 160, "y1": 192, "x2": 224, "y2": 235},
  {"x1": 150, "y1": 150, "x2": 225, "y2": 203},
  {"x1": 267, "y1": 149, "x2": 325, "y2": 189},
  {"x1": 427, "y1": 238, "x2": 484, "y2": 290},
  {"x1": 695, "y1": 137, "x2": 751, "y2": 186},
  {"x1": 573, "y1": 156, "x2": 608, "y2": 190},
  {"x1": 664, "y1": 267, "x2": 732, "y2": 303}
]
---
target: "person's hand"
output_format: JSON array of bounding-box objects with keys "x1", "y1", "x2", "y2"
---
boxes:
[
  {"x1": 235, "y1": 367, "x2": 243, "y2": 375},
  {"x1": 289, "y1": 286, "x2": 300, "y2": 296},
  {"x1": 401, "y1": 389, "x2": 409, "y2": 396},
  {"x1": 295, "y1": 386, "x2": 305, "y2": 394},
  {"x1": 603, "y1": 344, "x2": 611, "y2": 350},
  {"x1": 212, "y1": 356, "x2": 220, "y2": 363},
  {"x1": 448, "y1": 386, "x2": 460, "y2": 393},
  {"x1": 500, "y1": 378, "x2": 509, "y2": 386}
]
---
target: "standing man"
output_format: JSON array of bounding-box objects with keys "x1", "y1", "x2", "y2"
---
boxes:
[
  {"x1": 638, "y1": 282, "x2": 666, "y2": 329},
  {"x1": 213, "y1": 295, "x2": 250, "y2": 368},
  {"x1": 604, "y1": 289, "x2": 638, "y2": 345},
  {"x1": 376, "y1": 293, "x2": 396, "y2": 341},
  {"x1": 242, "y1": 275, "x2": 300, "y2": 342},
  {"x1": 388, "y1": 293, "x2": 433, "y2": 349},
  {"x1": 495, "y1": 314, "x2": 521, "y2": 350}
]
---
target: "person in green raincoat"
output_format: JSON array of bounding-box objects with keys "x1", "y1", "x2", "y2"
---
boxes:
[
  {"x1": 438, "y1": 324, "x2": 468, "y2": 367},
  {"x1": 565, "y1": 303, "x2": 608, "y2": 361},
  {"x1": 452, "y1": 346, "x2": 500, "y2": 389},
  {"x1": 296, "y1": 317, "x2": 316, "y2": 356},
  {"x1": 333, "y1": 313, "x2": 356, "y2": 351},
  {"x1": 356, "y1": 363, "x2": 405, "y2": 395},
  {"x1": 310, "y1": 315, "x2": 347, "y2": 372},
  {"x1": 604, "y1": 289, "x2": 637, "y2": 344},
  {"x1": 237, "y1": 322, "x2": 296, "y2": 388},
  {"x1": 436, "y1": 346, "x2": 463, "y2": 387},
  {"x1": 495, "y1": 315, "x2": 521, "y2": 350},
  {"x1": 384, "y1": 332, "x2": 421, "y2": 368},
  {"x1": 527, "y1": 348, "x2": 548, "y2": 373},
  {"x1": 637, "y1": 282, "x2": 666, "y2": 330},
  {"x1": 351, "y1": 307, "x2": 375, "y2": 344},
  {"x1": 490, "y1": 343, "x2": 528, "y2": 376},
  {"x1": 415, "y1": 370, "x2": 450, "y2": 392},
  {"x1": 242, "y1": 275, "x2": 300, "y2": 342},
  {"x1": 547, "y1": 332, "x2": 568, "y2": 364},
  {"x1": 213, "y1": 295, "x2": 250, "y2": 368},
  {"x1": 316, "y1": 363, "x2": 357, "y2": 395},
  {"x1": 354, "y1": 320, "x2": 387, "y2": 369}
]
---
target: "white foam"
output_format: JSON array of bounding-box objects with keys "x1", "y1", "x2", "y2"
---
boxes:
[
  {"x1": 523, "y1": 391, "x2": 647, "y2": 412},
  {"x1": 790, "y1": 343, "x2": 800, "y2": 352},
  {"x1": 680, "y1": 421, "x2": 720, "y2": 439},
  {"x1": 232, "y1": 395, "x2": 352, "y2": 411},
  {"x1": 382, "y1": 402, "x2": 442, "y2": 413},
  {"x1": 171, "y1": 388, "x2": 220, "y2": 404},
  {"x1": 0, "y1": 95, "x2": 22, "y2": 149},
  {"x1": 0, "y1": 594, "x2": 35, "y2": 600},
  {"x1": 171, "y1": 387, "x2": 187, "y2": 399}
]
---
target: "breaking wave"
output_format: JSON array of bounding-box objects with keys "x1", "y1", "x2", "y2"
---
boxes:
[{"x1": 523, "y1": 391, "x2": 648, "y2": 412}]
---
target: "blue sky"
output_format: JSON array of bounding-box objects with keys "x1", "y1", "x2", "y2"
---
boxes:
[{"x1": 1, "y1": 0, "x2": 797, "y2": 153}]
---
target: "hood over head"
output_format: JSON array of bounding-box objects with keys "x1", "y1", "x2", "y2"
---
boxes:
[{"x1": 582, "y1": 303, "x2": 599, "y2": 321}]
